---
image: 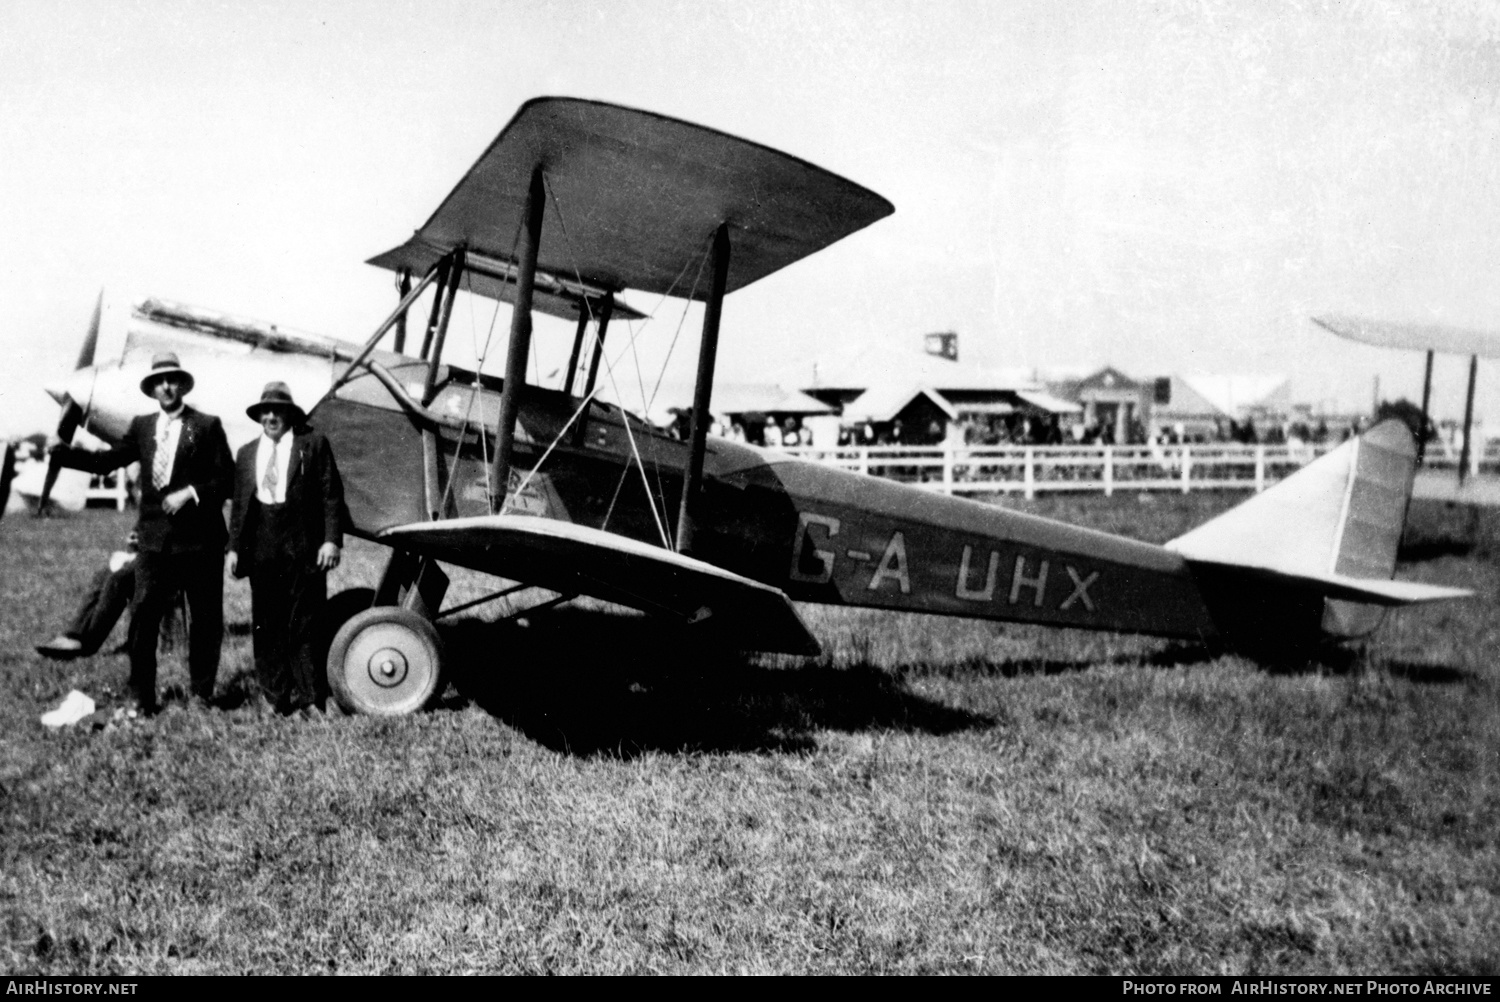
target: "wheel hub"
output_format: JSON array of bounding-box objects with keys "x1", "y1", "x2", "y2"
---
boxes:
[{"x1": 367, "y1": 647, "x2": 410, "y2": 688}]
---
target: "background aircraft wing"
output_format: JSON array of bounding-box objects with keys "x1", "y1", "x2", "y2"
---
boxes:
[
  {"x1": 368, "y1": 97, "x2": 894, "y2": 300},
  {"x1": 1313, "y1": 314, "x2": 1500, "y2": 359},
  {"x1": 379, "y1": 515, "x2": 822, "y2": 655}
]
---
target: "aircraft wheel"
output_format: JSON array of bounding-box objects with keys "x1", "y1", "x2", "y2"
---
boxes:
[
  {"x1": 316, "y1": 588, "x2": 377, "y2": 704},
  {"x1": 326, "y1": 606, "x2": 443, "y2": 716}
]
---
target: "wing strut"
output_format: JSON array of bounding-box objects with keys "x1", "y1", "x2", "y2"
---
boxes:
[
  {"x1": 417, "y1": 256, "x2": 455, "y2": 362},
  {"x1": 572, "y1": 296, "x2": 614, "y2": 447},
  {"x1": 582, "y1": 296, "x2": 613, "y2": 397},
  {"x1": 327, "y1": 260, "x2": 443, "y2": 398},
  {"x1": 675, "y1": 223, "x2": 730, "y2": 554},
  {"x1": 488, "y1": 167, "x2": 546, "y2": 511},
  {"x1": 1460, "y1": 353, "x2": 1478, "y2": 485},
  {"x1": 1419, "y1": 349, "x2": 1434, "y2": 464},
  {"x1": 393, "y1": 270, "x2": 412, "y2": 353},
  {"x1": 562, "y1": 306, "x2": 589, "y2": 396},
  {"x1": 420, "y1": 249, "x2": 464, "y2": 403},
  {"x1": 421, "y1": 249, "x2": 464, "y2": 519}
]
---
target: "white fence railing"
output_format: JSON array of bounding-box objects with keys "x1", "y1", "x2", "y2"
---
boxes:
[
  {"x1": 778, "y1": 439, "x2": 1500, "y2": 498},
  {"x1": 85, "y1": 472, "x2": 129, "y2": 510}
]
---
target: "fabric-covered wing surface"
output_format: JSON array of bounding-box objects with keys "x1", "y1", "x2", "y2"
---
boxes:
[
  {"x1": 379, "y1": 515, "x2": 822, "y2": 655},
  {"x1": 369, "y1": 97, "x2": 894, "y2": 300},
  {"x1": 1313, "y1": 315, "x2": 1500, "y2": 359},
  {"x1": 395, "y1": 253, "x2": 646, "y2": 321}
]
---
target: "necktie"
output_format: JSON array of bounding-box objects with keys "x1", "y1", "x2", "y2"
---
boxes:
[
  {"x1": 152, "y1": 419, "x2": 171, "y2": 489},
  {"x1": 262, "y1": 439, "x2": 278, "y2": 498}
]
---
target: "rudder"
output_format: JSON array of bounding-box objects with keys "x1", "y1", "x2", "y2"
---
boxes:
[{"x1": 1166, "y1": 420, "x2": 1419, "y2": 647}]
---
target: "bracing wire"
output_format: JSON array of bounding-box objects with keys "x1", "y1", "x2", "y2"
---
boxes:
[
  {"x1": 589, "y1": 255, "x2": 712, "y2": 546},
  {"x1": 645, "y1": 237, "x2": 711, "y2": 415},
  {"x1": 593, "y1": 278, "x2": 707, "y2": 548},
  {"x1": 439, "y1": 214, "x2": 525, "y2": 516},
  {"x1": 636, "y1": 237, "x2": 711, "y2": 534},
  {"x1": 438, "y1": 267, "x2": 501, "y2": 517},
  {"x1": 536, "y1": 171, "x2": 709, "y2": 549}
]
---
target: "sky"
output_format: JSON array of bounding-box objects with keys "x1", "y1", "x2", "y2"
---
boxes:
[{"x1": 4, "y1": 0, "x2": 1500, "y2": 439}]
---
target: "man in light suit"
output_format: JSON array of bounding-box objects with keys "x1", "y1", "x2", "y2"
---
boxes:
[
  {"x1": 53, "y1": 352, "x2": 234, "y2": 712},
  {"x1": 228, "y1": 382, "x2": 344, "y2": 715}
]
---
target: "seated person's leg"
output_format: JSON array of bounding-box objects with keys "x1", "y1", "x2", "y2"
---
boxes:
[{"x1": 37, "y1": 566, "x2": 125, "y2": 658}]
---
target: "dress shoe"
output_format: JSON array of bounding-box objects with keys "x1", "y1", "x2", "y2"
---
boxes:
[{"x1": 35, "y1": 635, "x2": 84, "y2": 659}]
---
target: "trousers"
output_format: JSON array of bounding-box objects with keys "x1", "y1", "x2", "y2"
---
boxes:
[
  {"x1": 66, "y1": 565, "x2": 135, "y2": 654},
  {"x1": 250, "y1": 504, "x2": 326, "y2": 710},
  {"x1": 127, "y1": 549, "x2": 223, "y2": 704}
]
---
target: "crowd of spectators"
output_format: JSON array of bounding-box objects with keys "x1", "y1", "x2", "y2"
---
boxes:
[{"x1": 664, "y1": 405, "x2": 1362, "y2": 453}]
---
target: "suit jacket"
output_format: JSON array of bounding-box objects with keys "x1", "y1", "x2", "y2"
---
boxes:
[
  {"x1": 229, "y1": 428, "x2": 345, "y2": 576},
  {"x1": 70, "y1": 407, "x2": 234, "y2": 553}
]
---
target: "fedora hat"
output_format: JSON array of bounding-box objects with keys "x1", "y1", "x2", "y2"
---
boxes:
[
  {"x1": 246, "y1": 381, "x2": 307, "y2": 424},
  {"x1": 138, "y1": 352, "x2": 195, "y2": 396}
]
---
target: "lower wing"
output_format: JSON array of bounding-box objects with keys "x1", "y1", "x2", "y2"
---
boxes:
[{"x1": 380, "y1": 515, "x2": 821, "y2": 655}]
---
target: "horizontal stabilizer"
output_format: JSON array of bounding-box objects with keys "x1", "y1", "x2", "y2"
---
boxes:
[
  {"x1": 1178, "y1": 560, "x2": 1470, "y2": 606},
  {"x1": 380, "y1": 515, "x2": 821, "y2": 655}
]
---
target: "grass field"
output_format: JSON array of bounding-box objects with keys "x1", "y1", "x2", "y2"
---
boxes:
[{"x1": 1, "y1": 495, "x2": 1496, "y2": 974}]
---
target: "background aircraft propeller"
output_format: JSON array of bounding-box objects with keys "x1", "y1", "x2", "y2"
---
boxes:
[{"x1": 35, "y1": 292, "x2": 101, "y2": 516}]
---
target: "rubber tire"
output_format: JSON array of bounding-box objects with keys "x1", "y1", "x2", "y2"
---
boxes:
[
  {"x1": 326, "y1": 606, "x2": 443, "y2": 716},
  {"x1": 316, "y1": 588, "x2": 377, "y2": 702}
]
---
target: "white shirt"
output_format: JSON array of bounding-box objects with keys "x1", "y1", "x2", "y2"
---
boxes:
[{"x1": 255, "y1": 432, "x2": 293, "y2": 505}]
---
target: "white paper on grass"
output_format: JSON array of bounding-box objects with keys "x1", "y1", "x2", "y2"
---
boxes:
[{"x1": 40, "y1": 690, "x2": 95, "y2": 728}]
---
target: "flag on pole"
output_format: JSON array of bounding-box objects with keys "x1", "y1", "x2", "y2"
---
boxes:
[{"x1": 924, "y1": 331, "x2": 958, "y2": 361}]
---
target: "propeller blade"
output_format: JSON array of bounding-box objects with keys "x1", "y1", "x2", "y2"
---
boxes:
[
  {"x1": 56, "y1": 400, "x2": 81, "y2": 448},
  {"x1": 35, "y1": 401, "x2": 83, "y2": 517},
  {"x1": 0, "y1": 442, "x2": 16, "y2": 524},
  {"x1": 76, "y1": 291, "x2": 102, "y2": 370}
]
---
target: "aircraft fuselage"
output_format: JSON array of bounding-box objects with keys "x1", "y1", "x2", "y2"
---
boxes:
[{"x1": 317, "y1": 368, "x2": 1222, "y2": 644}]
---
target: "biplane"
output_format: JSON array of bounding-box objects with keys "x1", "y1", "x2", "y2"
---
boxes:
[
  {"x1": 42, "y1": 97, "x2": 1470, "y2": 715},
  {"x1": 1313, "y1": 315, "x2": 1500, "y2": 507}
]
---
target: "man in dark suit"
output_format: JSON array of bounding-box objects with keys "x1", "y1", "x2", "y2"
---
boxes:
[
  {"x1": 228, "y1": 382, "x2": 344, "y2": 715},
  {"x1": 53, "y1": 352, "x2": 234, "y2": 712}
]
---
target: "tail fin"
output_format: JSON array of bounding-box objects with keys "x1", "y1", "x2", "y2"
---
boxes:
[{"x1": 1166, "y1": 420, "x2": 1468, "y2": 645}]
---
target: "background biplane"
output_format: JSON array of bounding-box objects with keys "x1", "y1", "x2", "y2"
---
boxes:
[
  {"x1": 1313, "y1": 314, "x2": 1500, "y2": 508},
  {"x1": 44, "y1": 98, "x2": 1470, "y2": 715}
]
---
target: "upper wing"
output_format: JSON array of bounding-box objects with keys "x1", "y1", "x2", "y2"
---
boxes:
[
  {"x1": 1313, "y1": 314, "x2": 1500, "y2": 359},
  {"x1": 379, "y1": 515, "x2": 822, "y2": 655},
  {"x1": 368, "y1": 97, "x2": 894, "y2": 301}
]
